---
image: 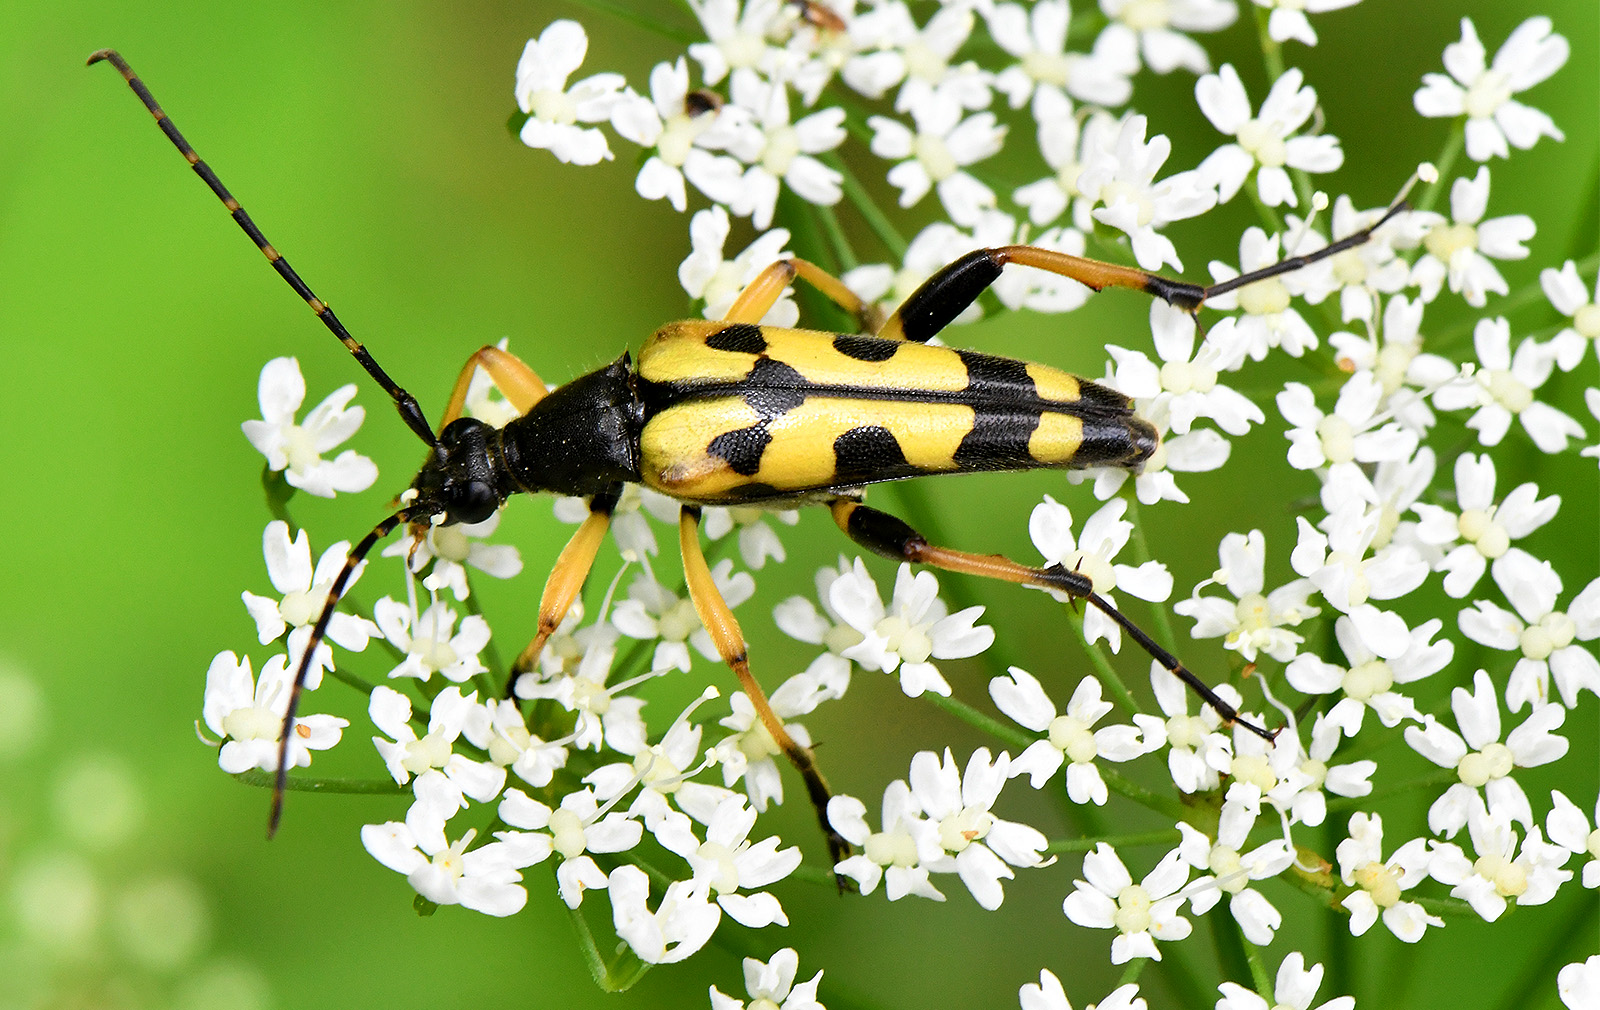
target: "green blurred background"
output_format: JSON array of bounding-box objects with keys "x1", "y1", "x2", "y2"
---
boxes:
[{"x1": 1, "y1": 1, "x2": 1595, "y2": 1008}]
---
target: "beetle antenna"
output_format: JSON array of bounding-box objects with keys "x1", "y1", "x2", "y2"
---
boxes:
[
  {"x1": 88, "y1": 49, "x2": 440, "y2": 450},
  {"x1": 269, "y1": 510, "x2": 407, "y2": 837}
]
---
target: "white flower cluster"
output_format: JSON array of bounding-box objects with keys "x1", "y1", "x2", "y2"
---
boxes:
[{"x1": 202, "y1": 4, "x2": 1595, "y2": 1009}]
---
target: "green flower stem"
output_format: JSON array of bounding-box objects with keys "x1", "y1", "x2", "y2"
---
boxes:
[
  {"x1": 920, "y1": 691, "x2": 1031, "y2": 750},
  {"x1": 260, "y1": 466, "x2": 298, "y2": 528},
  {"x1": 1417, "y1": 123, "x2": 1466, "y2": 215},
  {"x1": 232, "y1": 769, "x2": 410, "y2": 795},
  {"x1": 813, "y1": 201, "x2": 861, "y2": 272},
  {"x1": 1433, "y1": 249, "x2": 1600, "y2": 347},
  {"x1": 325, "y1": 662, "x2": 380, "y2": 700},
  {"x1": 1044, "y1": 828, "x2": 1180, "y2": 855},
  {"x1": 1254, "y1": 6, "x2": 1286, "y2": 84},
  {"x1": 828, "y1": 152, "x2": 910, "y2": 260},
  {"x1": 1099, "y1": 767, "x2": 1186, "y2": 822},
  {"x1": 1122, "y1": 496, "x2": 1179, "y2": 656},
  {"x1": 1487, "y1": 894, "x2": 1600, "y2": 1010},
  {"x1": 1240, "y1": 930, "x2": 1276, "y2": 998},
  {"x1": 1115, "y1": 958, "x2": 1147, "y2": 989},
  {"x1": 1066, "y1": 610, "x2": 1144, "y2": 718},
  {"x1": 1324, "y1": 767, "x2": 1459, "y2": 812},
  {"x1": 1409, "y1": 893, "x2": 1477, "y2": 918}
]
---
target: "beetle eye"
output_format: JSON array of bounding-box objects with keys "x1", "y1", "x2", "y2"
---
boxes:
[{"x1": 451, "y1": 479, "x2": 498, "y2": 526}]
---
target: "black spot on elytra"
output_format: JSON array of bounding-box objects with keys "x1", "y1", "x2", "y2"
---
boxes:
[
  {"x1": 706, "y1": 323, "x2": 768, "y2": 354},
  {"x1": 957, "y1": 349, "x2": 1036, "y2": 398},
  {"x1": 708, "y1": 425, "x2": 771, "y2": 476},
  {"x1": 741, "y1": 356, "x2": 808, "y2": 419},
  {"x1": 953, "y1": 407, "x2": 1042, "y2": 470},
  {"x1": 832, "y1": 333, "x2": 899, "y2": 362},
  {"x1": 833, "y1": 425, "x2": 919, "y2": 484}
]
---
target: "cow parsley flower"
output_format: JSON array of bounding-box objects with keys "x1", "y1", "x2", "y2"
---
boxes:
[
  {"x1": 1177, "y1": 804, "x2": 1294, "y2": 944},
  {"x1": 361, "y1": 795, "x2": 532, "y2": 917},
  {"x1": 828, "y1": 783, "x2": 945, "y2": 902},
  {"x1": 1077, "y1": 114, "x2": 1217, "y2": 271},
  {"x1": 1427, "y1": 797, "x2": 1570, "y2": 921},
  {"x1": 1148, "y1": 664, "x2": 1237, "y2": 794},
  {"x1": 609, "y1": 57, "x2": 747, "y2": 213},
  {"x1": 1175, "y1": 529, "x2": 1319, "y2": 664},
  {"x1": 1458, "y1": 553, "x2": 1600, "y2": 711},
  {"x1": 721, "y1": 69, "x2": 846, "y2": 228},
  {"x1": 991, "y1": 669, "x2": 1160, "y2": 805},
  {"x1": 1539, "y1": 259, "x2": 1600, "y2": 371},
  {"x1": 1063, "y1": 842, "x2": 1193, "y2": 962},
  {"x1": 1108, "y1": 302, "x2": 1262, "y2": 436},
  {"x1": 1431, "y1": 316, "x2": 1583, "y2": 452},
  {"x1": 1205, "y1": 228, "x2": 1325, "y2": 358},
  {"x1": 1545, "y1": 790, "x2": 1600, "y2": 889},
  {"x1": 1290, "y1": 503, "x2": 1429, "y2": 614},
  {"x1": 710, "y1": 948, "x2": 825, "y2": 1010},
  {"x1": 905, "y1": 748, "x2": 1050, "y2": 910},
  {"x1": 1250, "y1": 0, "x2": 1361, "y2": 48},
  {"x1": 868, "y1": 92, "x2": 1007, "y2": 227},
  {"x1": 654, "y1": 793, "x2": 802, "y2": 927},
  {"x1": 384, "y1": 512, "x2": 523, "y2": 602},
  {"x1": 201, "y1": 651, "x2": 347, "y2": 773},
  {"x1": 372, "y1": 597, "x2": 491, "y2": 684},
  {"x1": 1413, "y1": 17, "x2": 1568, "y2": 162},
  {"x1": 1097, "y1": 0, "x2": 1237, "y2": 75},
  {"x1": 608, "y1": 864, "x2": 721, "y2": 964},
  {"x1": 242, "y1": 521, "x2": 379, "y2": 679},
  {"x1": 241, "y1": 357, "x2": 377, "y2": 498},
  {"x1": 828, "y1": 560, "x2": 994, "y2": 698},
  {"x1": 515, "y1": 20, "x2": 627, "y2": 166},
  {"x1": 1407, "y1": 167, "x2": 1534, "y2": 308},
  {"x1": 1215, "y1": 951, "x2": 1354, "y2": 1010},
  {"x1": 1403, "y1": 669, "x2": 1568, "y2": 836},
  {"x1": 679, "y1": 205, "x2": 798, "y2": 325},
  {"x1": 1021, "y1": 971, "x2": 1146, "y2": 1010},
  {"x1": 1286, "y1": 607, "x2": 1451, "y2": 735},
  {"x1": 1410, "y1": 452, "x2": 1559, "y2": 598},
  {"x1": 986, "y1": 1, "x2": 1137, "y2": 109},
  {"x1": 1196, "y1": 65, "x2": 1343, "y2": 207},
  {"x1": 715, "y1": 671, "x2": 832, "y2": 811},
  {"x1": 1029, "y1": 496, "x2": 1174, "y2": 653},
  {"x1": 1334, "y1": 812, "x2": 1438, "y2": 941},
  {"x1": 1277, "y1": 371, "x2": 1417, "y2": 472},
  {"x1": 369, "y1": 685, "x2": 506, "y2": 805},
  {"x1": 497, "y1": 787, "x2": 643, "y2": 909}
]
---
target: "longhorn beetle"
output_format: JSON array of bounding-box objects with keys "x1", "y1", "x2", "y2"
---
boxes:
[{"x1": 91, "y1": 49, "x2": 1405, "y2": 864}]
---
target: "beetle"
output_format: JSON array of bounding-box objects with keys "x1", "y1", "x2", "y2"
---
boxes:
[{"x1": 91, "y1": 49, "x2": 1403, "y2": 863}]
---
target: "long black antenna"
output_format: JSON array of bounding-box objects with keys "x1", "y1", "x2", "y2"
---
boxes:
[
  {"x1": 269, "y1": 510, "x2": 407, "y2": 837},
  {"x1": 88, "y1": 49, "x2": 439, "y2": 450}
]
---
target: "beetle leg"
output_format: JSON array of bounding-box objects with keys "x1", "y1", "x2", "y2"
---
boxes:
[
  {"x1": 507, "y1": 487, "x2": 619, "y2": 694},
  {"x1": 437, "y1": 344, "x2": 549, "y2": 433},
  {"x1": 723, "y1": 258, "x2": 883, "y2": 333},
  {"x1": 679, "y1": 506, "x2": 854, "y2": 872},
  {"x1": 828, "y1": 498, "x2": 1276, "y2": 741},
  {"x1": 876, "y1": 201, "x2": 1408, "y2": 343}
]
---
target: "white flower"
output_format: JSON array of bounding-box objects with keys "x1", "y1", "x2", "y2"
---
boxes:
[
  {"x1": 241, "y1": 357, "x2": 377, "y2": 498},
  {"x1": 715, "y1": 670, "x2": 831, "y2": 811},
  {"x1": 1215, "y1": 951, "x2": 1354, "y2": 1010},
  {"x1": 1148, "y1": 662, "x2": 1237, "y2": 794},
  {"x1": 1459, "y1": 553, "x2": 1600, "y2": 711},
  {"x1": 828, "y1": 783, "x2": 945, "y2": 901},
  {"x1": 498, "y1": 787, "x2": 643, "y2": 909},
  {"x1": 1077, "y1": 114, "x2": 1217, "y2": 271},
  {"x1": 241, "y1": 521, "x2": 379, "y2": 680},
  {"x1": 515, "y1": 20, "x2": 626, "y2": 165},
  {"x1": 987, "y1": 1, "x2": 1137, "y2": 109},
  {"x1": 842, "y1": 2, "x2": 990, "y2": 112},
  {"x1": 721, "y1": 69, "x2": 846, "y2": 228},
  {"x1": 773, "y1": 556, "x2": 863, "y2": 700},
  {"x1": 1431, "y1": 316, "x2": 1583, "y2": 452},
  {"x1": 1097, "y1": 0, "x2": 1238, "y2": 75},
  {"x1": 1411, "y1": 452, "x2": 1559, "y2": 597},
  {"x1": 383, "y1": 511, "x2": 522, "y2": 601},
  {"x1": 710, "y1": 948, "x2": 825, "y2": 1010},
  {"x1": 703, "y1": 505, "x2": 799, "y2": 570},
  {"x1": 905, "y1": 748, "x2": 1050, "y2": 910},
  {"x1": 610, "y1": 58, "x2": 748, "y2": 213},
  {"x1": 1277, "y1": 372, "x2": 1417, "y2": 471},
  {"x1": 1177, "y1": 803, "x2": 1293, "y2": 944},
  {"x1": 1175, "y1": 529, "x2": 1319, "y2": 664},
  {"x1": 1413, "y1": 17, "x2": 1568, "y2": 162},
  {"x1": 1559, "y1": 956, "x2": 1600, "y2": 1010},
  {"x1": 369, "y1": 685, "x2": 506, "y2": 805},
  {"x1": 688, "y1": 0, "x2": 793, "y2": 86},
  {"x1": 461, "y1": 698, "x2": 569, "y2": 789},
  {"x1": 362, "y1": 791, "x2": 530, "y2": 917},
  {"x1": 1290, "y1": 503, "x2": 1429, "y2": 614},
  {"x1": 679, "y1": 205, "x2": 798, "y2": 325},
  {"x1": 1286, "y1": 607, "x2": 1451, "y2": 735},
  {"x1": 1250, "y1": 0, "x2": 1360, "y2": 47},
  {"x1": 1334, "y1": 812, "x2": 1438, "y2": 941},
  {"x1": 991, "y1": 669, "x2": 1161, "y2": 805},
  {"x1": 1108, "y1": 302, "x2": 1262, "y2": 437},
  {"x1": 1407, "y1": 167, "x2": 1534, "y2": 308},
  {"x1": 1403, "y1": 669, "x2": 1568, "y2": 836},
  {"x1": 653, "y1": 793, "x2": 801, "y2": 927},
  {"x1": 1545, "y1": 790, "x2": 1600, "y2": 889},
  {"x1": 372, "y1": 597, "x2": 491, "y2": 684},
  {"x1": 201, "y1": 651, "x2": 347, "y2": 773},
  {"x1": 612, "y1": 559, "x2": 754, "y2": 674},
  {"x1": 1428, "y1": 797, "x2": 1571, "y2": 921},
  {"x1": 1205, "y1": 228, "x2": 1324, "y2": 359},
  {"x1": 1196, "y1": 65, "x2": 1342, "y2": 207},
  {"x1": 868, "y1": 91, "x2": 1006, "y2": 227},
  {"x1": 1286, "y1": 713, "x2": 1377, "y2": 828},
  {"x1": 1029, "y1": 496, "x2": 1173, "y2": 653},
  {"x1": 1063, "y1": 843, "x2": 1193, "y2": 962},
  {"x1": 1021, "y1": 971, "x2": 1146, "y2": 1010},
  {"x1": 1013, "y1": 97, "x2": 1105, "y2": 230},
  {"x1": 829, "y1": 560, "x2": 993, "y2": 698},
  {"x1": 516, "y1": 620, "x2": 643, "y2": 753},
  {"x1": 1540, "y1": 259, "x2": 1600, "y2": 371},
  {"x1": 554, "y1": 482, "x2": 681, "y2": 560},
  {"x1": 1321, "y1": 199, "x2": 1412, "y2": 325},
  {"x1": 607, "y1": 864, "x2": 721, "y2": 964}
]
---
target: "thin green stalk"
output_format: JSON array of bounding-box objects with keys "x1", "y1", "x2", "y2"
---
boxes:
[
  {"x1": 1044, "y1": 828, "x2": 1180, "y2": 855},
  {"x1": 813, "y1": 201, "x2": 862, "y2": 272},
  {"x1": 1100, "y1": 766, "x2": 1186, "y2": 821},
  {"x1": 1416, "y1": 123, "x2": 1466, "y2": 214},
  {"x1": 232, "y1": 770, "x2": 410, "y2": 795},
  {"x1": 1066, "y1": 610, "x2": 1144, "y2": 718},
  {"x1": 1240, "y1": 932, "x2": 1275, "y2": 997},
  {"x1": 1324, "y1": 767, "x2": 1459, "y2": 812},
  {"x1": 1122, "y1": 495, "x2": 1179, "y2": 656},
  {"x1": 1254, "y1": 6, "x2": 1285, "y2": 83},
  {"x1": 920, "y1": 691, "x2": 1032, "y2": 749},
  {"x1": 828, "y1": 153, "x2": 910, "y2": 260}
]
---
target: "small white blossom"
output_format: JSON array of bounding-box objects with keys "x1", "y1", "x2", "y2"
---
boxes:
[
  {"x1": 1175, "y1": 529, "x2": 1319, "y2": 664},
  {"x1": 361, "y1": 793, "x2": 530, "y2": 917},
  {"x1": 607, "y1": 864, "x2": 721, "y2": 964},
  {"x1": 1077, "y1": 114, "x2": 1217, "y2": 271},
  {"x1": 373, "y1": 597, "x2": 492, "y2": 684},
  {"x1": 369, "y1": 685, "x2": 506, "y2": 805},
  {"x1": 498, "y1": 787, "x2": 643, "y2": 909},
  {"x1": 1545, "y1": 790, "x2": 1600, "y2": 889},
  {"x1": 1539, "y1": 260, "x2": 1600, "y2": 371},
  {"x1": 1277, "y1": 372, "x2": 1417, "y2": 472},
  {"x1": 1029, "y1": 496, "x2": 1173, "y2": 653},
  {"x1": 1459, "y1": 553, "x2": 1600, "y2": 711},
  {"x1": 1177, "y1": 804, "x2": 1294, "y2": 944},
  {"x1": 242, "y1": 521, "x2": 379, "y2": 680},
  {"x1": 1410, "y1": 452, "x2": 1559, "y2": 597},
  {"x1": 1250, "y1": 0, "x2": 1360, "y2": 47},
  {"x1": 241, "y1": 357, "x2": 377, "y2": 498},
  {"x1": 828, "y1": 783, "x2": 946, "y2": 902},
  {"x1": 829, "y1": 560, "x2": 993, "y2": 698},
  {"x1": 1021, "y1": 971, "x2": 1146, "y2": 1010},
  {"x1": 715, "y1": 670, "x2": 831, "y2": 811},
  {"x1": 1334, "y1": 812, "x2": 1439, "y2": 941},
  {"x1": 1196, "y1": 65, "x2": 1343, "y2": 207},
  {"x1": 1205, "y1": 228, "x2": 1325, "y2": 359},
  {"x1": 1413, "y1": 17, "x2": 1568, "y2": 162},
  {"x1": 1432, "y1": 316, "x2": 1583, "y2": 452},
  {"x1": 462, "y1": 698, "x2": 569, "y2": 789},
  {"x1": 1407, "y1": 167, "x2": 1534, "y2": 307},
  {"x1": 201, "y1": 651, "x2": 347, "y2": 773},
  {"x1": 721, "y1": 69, "x2": 846, "y2": 228},
  {"x1": 610, "y1": 58, "x2": 748, "y2": 213},
  {"x1": 1148, "y1": 662, "x2": 1239, "y2": 794},
  {"x1": 992, "y1": 669, "x2": 1161, "y2": 805},
  {"x1": 1428, "y1": 797, "x2": 1570, "y2": 921},
  {"x1": 1063, "y1": 842, "x2": 1193, "y2": 962},
  {"x1": 1403, "y1": 669, "x2": 1568, "y2": 835},
  {"x1": 1108, "y1": 302, "x2": 1263, "y2": 437},
  {"x1": 654, "y1": 793, "x2": 802, "y2": 927},
  {"x1": 1286, "y1": 607, "x2": 1451, "y2": 735},
  {"x1": 905, "y1": 748, "x2": 1050, "y2": 910},
  {"x1": 1215, "y1": 951, "x2": 1354, "y2": 1010},
  {"x1": 515, "y1": 20, "x2": 627, "y2": 165},
  {"x1": 1097, "y1": 0, "x2": 1237, "y2": 75},
  {"x1": 613, "y1": 559, "x2": 754, "y2": 674},
  {"x1": 679, "y1": 205, "x2": 799, "y2": 325},
  {"x1": 710, "y1": 948, "x2": 825, "y2": 1010},
  {"x1": 383, "y1": 511, "x2": 523, "y2": 601},
  {"x1": 1559, "y1": 956, "x2": 1600, "y2": 1010},
  {"x1": 1290, "y1": 503, "x2": 1429, "y2": 614},
  {"x1": 986, "y1": 1, "x2": 1137, "y2": 109},
  {"x1": 868, "y1": 91, "x2": 1006, "y2": 227},
  {"x1": 703, "y1": 505, "x2": 799, "y2": 570}
]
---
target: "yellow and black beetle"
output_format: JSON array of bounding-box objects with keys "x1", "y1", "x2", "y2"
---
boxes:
[{"x1": 91, "y1": 49, "x2": 1402, "y2": 863}]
